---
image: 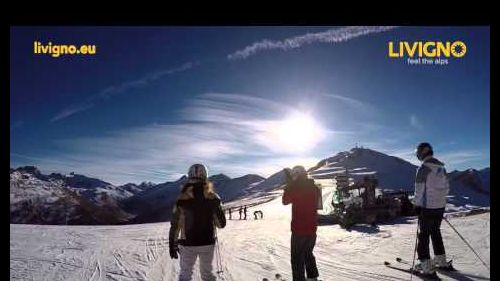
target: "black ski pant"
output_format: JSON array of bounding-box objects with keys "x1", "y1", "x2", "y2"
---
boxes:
[
  {"x1": 417, "y1": 208, "x2": 445, "y2": 260},
  {"x1": 291, "y1": 233, "x2": 319, "y2": 281}
]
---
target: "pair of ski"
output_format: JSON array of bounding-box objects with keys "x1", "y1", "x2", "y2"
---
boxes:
[
  {"x1": 384, "y1": 257, "x2": 455, "y2": 281},
  {"x1": 262, "y1": 274, "x2": 322, "y2": 281},
  {"x1": 262, "y1": 273, "x2": 286, "y2": 281}
]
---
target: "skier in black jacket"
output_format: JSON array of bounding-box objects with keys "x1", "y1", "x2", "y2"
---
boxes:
[{"x1": 169, "y1": 164, "x2": 226, "y2": 281}]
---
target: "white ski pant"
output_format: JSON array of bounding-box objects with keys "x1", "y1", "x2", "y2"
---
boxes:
[{"x1": 179, "y1": 245, "x2": 216, "y2": 281}]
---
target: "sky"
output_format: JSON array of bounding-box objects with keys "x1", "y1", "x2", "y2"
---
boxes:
[{"x1": 10, "y1": 26, "x2": 490, "y2": 185}]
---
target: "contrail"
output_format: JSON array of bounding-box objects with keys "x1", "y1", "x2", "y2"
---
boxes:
[{"x1": 228, "y1": 26, "x2": 398, "y2": 60}]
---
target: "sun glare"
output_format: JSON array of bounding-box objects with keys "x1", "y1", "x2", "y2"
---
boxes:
[{"x1": 271, "y1": 113, "x2": 324, "y2": 153}]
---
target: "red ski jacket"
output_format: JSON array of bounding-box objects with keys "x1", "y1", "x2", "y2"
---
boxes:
[{"x1": 282, "y1": 178, "x2": 320, "y2": 235}]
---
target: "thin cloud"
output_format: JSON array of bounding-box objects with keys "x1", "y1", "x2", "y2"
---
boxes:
[
  {"x1": 181, "y1": 93, "x2": 292, "y2": 123},
  {"x1": 51, "y1": 62, "x2": 195, "y2": 122},
  {"x1": 51, "y1": 102, "x2": 94, "y2": 122},
  {"x1": 22, "y1": 93, "x2": 346, "y2": 184},
  {"x1": 320, "y1": 93, "x2": 372, "y2": 110},
  {"x1": 439, "y1": 151, "x2": 487, "y2": 167},
  {"x1": 50, "y1": 27, "x2": 396, "y2": 122},
  {"x1": 98, "y1": 62, "x2": 195, "y2": 99},
  {"x1": 10, "y1": 152, "x2": 83, "y2": 171},
  {"x1": 378, "y1": 148, "x2": 488, "y2": 171},
  {"x1": 51, "y1": 27, "x2": 397, "y2": 121},
  {"x1": 228, "y1": 26, "x2": 398, "y2": 60},
  {"x1": 410, "y1": 114, "x2": 423, "y2": 129},
  {"x1": 382, "y1": 148, "x2": 420, "y2": 166}
]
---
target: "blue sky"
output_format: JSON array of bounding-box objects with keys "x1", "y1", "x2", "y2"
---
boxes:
[{"x1": 10, "y1": 26, "x2": 490, "y2": 184}]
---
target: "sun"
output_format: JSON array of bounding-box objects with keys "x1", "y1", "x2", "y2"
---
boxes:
[{"x1": 271, "y1": 113, "x2": 325, "y2": 153}]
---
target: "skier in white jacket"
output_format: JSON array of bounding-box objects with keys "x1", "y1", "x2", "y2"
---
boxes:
[{"x1": 413, "y1": 142, "x2": 450, "y2": 274}]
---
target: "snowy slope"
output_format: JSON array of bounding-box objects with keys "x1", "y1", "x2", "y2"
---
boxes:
[{"x1": 10, "y1": 187, "x2": 490, "y2": 281}]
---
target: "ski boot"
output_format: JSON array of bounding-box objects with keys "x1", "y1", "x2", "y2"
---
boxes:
[
  {"x1": 414, "y1": 259, "x2": 440, "y2": 279},
  {"x1": 434, "y1": 254, "x2": 455, "y2": 271}
]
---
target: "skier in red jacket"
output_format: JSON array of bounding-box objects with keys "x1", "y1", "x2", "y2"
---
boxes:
[{"x1": 282, "y1": 166, "x2": 320, "y2": 281}]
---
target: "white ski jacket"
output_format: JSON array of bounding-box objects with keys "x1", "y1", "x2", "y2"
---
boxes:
[{"x1": 414, "y1": 157, "x2": 449, "y2": 209}]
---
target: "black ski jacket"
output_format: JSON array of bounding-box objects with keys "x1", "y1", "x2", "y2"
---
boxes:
[{"x1": 169, "y1": 181, "x2": 226, "y2": 246}]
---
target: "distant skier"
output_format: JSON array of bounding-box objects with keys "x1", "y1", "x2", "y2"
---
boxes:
[
  {"x1": 243, "y1": 205, "x2": 248, "y2": 220},
  {"x1": 239, "y1": 206, "x2": 243, "y2": 220},
  {"x1": 169, "y1": 164, "x2": 226, "y2": 281},
  {"x1": 258, "y1": 210, "x2": 263, "y2": 219},
  {"x1": 253, "y1": 210, "x2": 263, "y2": 220},
  {"x1": 413, "y1": 142, "x2": 450, "y2": 275},
  {"x1": 253, "y1": 210, "x2": 263, "y2": 219},
  {"x1": 228, "y1": 208, "x2": 232, "y2": 220},
  {"x1": 282, "y1": 166, "x2": 320, "y2": 281}
]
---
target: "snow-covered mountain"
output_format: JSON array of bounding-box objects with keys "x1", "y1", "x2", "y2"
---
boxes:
[
  {"x1": 214, "y1": 174, "x2": 266, "y2": 200},
  {"x1": 121, "y1": 176, "x2": 188, "y2": 224},
  {"x1": 10, "y1": 167, "x2": 271, "y2": 225},
  {"x1": 10, "y1": 147, "x2": 490, "y2": 224},
  {"x1": 12, "y1": 166, "x2": 145, "y2": 202},
  {"x1": 447, "y1": 168, "x2": 490, "y2": 207},
  {"x1": 308, "y1": 147, "x2": 490, "y2": 208},
  {"x1": 251, "y1": 170, "x2": 288, "y2": 192},
  {"x1": 309, "y1": 147, "x2": 417, "y2": 190},
  {"x1": 122, "y1": 173, "x2": 268, "y2": 224},
  {"x1": 120, "y1": 181, "x2": 156, "y2": 195},
  {"x1": 10, "y1": 167, "x2": 134, "y2": 225}
]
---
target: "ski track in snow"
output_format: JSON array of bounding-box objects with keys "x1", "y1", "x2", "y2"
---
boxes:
[{"x1": 11, "y1": 187, "x2": 490, "y2": 281}]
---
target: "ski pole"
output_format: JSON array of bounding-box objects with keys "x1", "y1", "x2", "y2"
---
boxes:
[
  {"x1": 443, "y1": 217, "x2": 490, "y2": 271},
  {"x1": 214, "y1": 228, "x2": 225, "y2": 279},
  {"x1": 410, "y1": 214, "x2": 420, "y2": 281},
  {"x1": 216, "y1": 239, "x2": 226, "y2": 280},
  {"x1": 217, "y1": 239, "x2": 223, "y2": 274}
]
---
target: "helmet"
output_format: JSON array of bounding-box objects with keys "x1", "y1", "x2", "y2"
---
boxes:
[
  {"x1": 416, "y1": 142, "x2": 433, "y2": 161},
  {"x1": 291, "y1": 165, "x2": 307, "y2": 179},
  {"x1": 188, "y1": 163, "x2": 208, "y2": 180}
]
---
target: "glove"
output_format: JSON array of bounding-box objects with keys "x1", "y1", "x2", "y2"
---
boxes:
[{"x1": 169, "y1": 243, "x2": 179, "y2": 259}]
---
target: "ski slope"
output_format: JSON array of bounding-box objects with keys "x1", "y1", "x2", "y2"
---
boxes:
[{"x1": 10, "y1": 190, "x2": 490, "y2": 281}]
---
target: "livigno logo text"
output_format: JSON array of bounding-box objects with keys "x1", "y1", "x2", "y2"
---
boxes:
[{"x1": 388, "y1": 41, "x2": 466, "y2": 66}]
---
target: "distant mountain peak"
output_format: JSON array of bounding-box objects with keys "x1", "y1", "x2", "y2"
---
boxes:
[
  {"x1": 309, "y1": 147, "x2": 418, "y2": 189},
  {"x1": 15, "y1": 165, "x2": 42, "y2": 176},
  {"x1": 238, "y1": 174, "x2": 265, "y2": 180},
  {"x1": 209, "y1": 173, "x2": 231, "y2": 181}
]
